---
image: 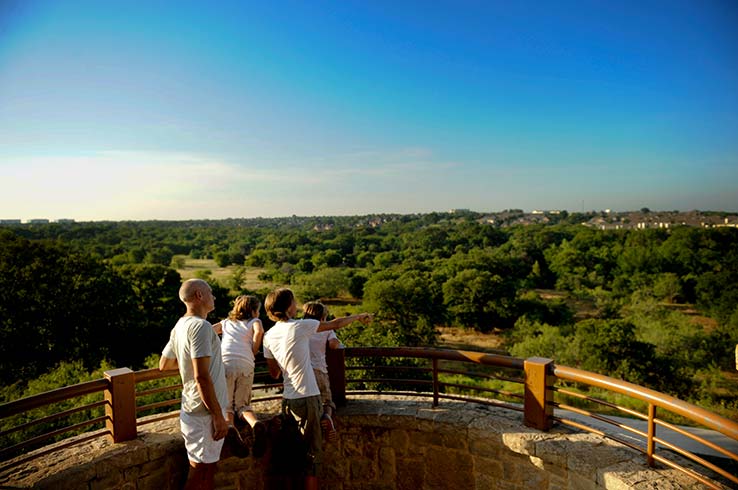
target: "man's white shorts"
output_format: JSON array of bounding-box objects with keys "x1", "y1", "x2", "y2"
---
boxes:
[{"x1": 180, "y1": 410, "x2": 226, "y2": 464}]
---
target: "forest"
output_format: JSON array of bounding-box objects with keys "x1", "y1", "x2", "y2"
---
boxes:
[{"x1": 1, "y1": 211, "x2": 737, "y2": 422}]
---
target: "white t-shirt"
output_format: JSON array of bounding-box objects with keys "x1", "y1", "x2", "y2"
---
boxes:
[
  {"x1": 263, "y1": 318, "x2": 320, "y2": 400},
  {"x1": 309, "y1": 330, "x2": 338, "y2": 373},
  {"x1": 220, "y1": 317, "x2": 258, "y2": 368},
  {"x1": 162, "y1": 315, "x2": 228, "y2": 415}
]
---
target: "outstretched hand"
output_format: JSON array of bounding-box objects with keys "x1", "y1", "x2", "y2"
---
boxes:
[{"x1": 358, "y1": 313, "x2": 373, "y2": 325}]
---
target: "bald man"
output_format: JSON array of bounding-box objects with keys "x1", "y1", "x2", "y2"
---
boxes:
[{"x1": 160, "y1": 279, "x2": 228, "y2": 490}]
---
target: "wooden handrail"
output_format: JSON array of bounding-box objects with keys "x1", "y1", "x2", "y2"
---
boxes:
[
  {"x1": 553, "y1": 364, "x2": 738, "y2": 441},
  {"x1": 0, "y1": 379, "x2": 108, "y2": 418},
  {"x1": 345, "y1": 346, "x2": 525, "y2": 369}
]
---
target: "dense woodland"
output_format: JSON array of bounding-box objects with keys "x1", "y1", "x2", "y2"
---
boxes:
[{"x1": 1, "y1": 211, "x2": 737, "y2": 420}]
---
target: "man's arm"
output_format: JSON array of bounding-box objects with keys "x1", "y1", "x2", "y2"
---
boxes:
[
  {"x1": 159, "y1": 355, "x2": 178, "y2": 371},
  {"x1": 266, "y1": 358, "x2": 282, "y2": 379},
  {"x1": 317, "y1": 313, "x2": 373, "y2": 333},
  {"x1": 192, "y1": 356, "x2": 228, "y2": 440}
]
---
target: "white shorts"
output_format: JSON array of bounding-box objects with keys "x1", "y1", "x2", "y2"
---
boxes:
[{"x1": 180, "y1": 410, "x2": 226, "y2": 464}]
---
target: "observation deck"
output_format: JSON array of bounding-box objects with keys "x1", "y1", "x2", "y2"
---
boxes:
[{"x1": 1, "y1": 347, "x2": 737, "y2": 489}]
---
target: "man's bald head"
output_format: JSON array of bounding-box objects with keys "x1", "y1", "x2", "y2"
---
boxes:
[{"x1": 179, "y1": 278, "x2": 211, "y2": 304}]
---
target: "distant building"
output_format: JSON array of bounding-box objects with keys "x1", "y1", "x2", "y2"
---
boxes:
[
  {"x1": 27, "y1": 219, "x2": 50, "y2": 224},
  {"x1": 56, "y1": 219, "x2": 75, "y2": 223}
]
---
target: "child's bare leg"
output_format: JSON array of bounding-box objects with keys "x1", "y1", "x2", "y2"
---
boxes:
[{"x1": 240, "y1": 410, "x2": 259, "y2": 428}]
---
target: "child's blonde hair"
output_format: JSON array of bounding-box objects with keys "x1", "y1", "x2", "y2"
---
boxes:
[
  {"x1": 302, "y1": 301, "x2": 328, "y2": 321},
  {"x1": 228, "y1": 295, "x2": 261, "y2": 321}
]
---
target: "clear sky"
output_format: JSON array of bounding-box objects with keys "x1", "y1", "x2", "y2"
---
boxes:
[{"x1": 1, "y1": 1, "x2": 737, "y2": 221}]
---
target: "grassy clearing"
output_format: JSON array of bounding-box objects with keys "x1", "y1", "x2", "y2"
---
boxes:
[{"x1": 174, "y1": 256, "x2": 275, "y2": 292}]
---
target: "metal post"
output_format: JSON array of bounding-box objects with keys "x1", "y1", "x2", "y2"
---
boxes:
[
  {"x1": 647, "y1": 404, "x2": 656, "y2": 466},
  {"x1": 327, "y1": 347, "x2": 347, "y2": 407},
  {"x1": 524, "y1": 357, "x2": 554, "y2": 431},
  {"x1": 104, "y1": 367, "x2": 137, "y2": 443}
]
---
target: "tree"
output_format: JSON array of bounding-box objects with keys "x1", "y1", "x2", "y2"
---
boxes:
[
  {"x1": 443, "y1": 269, "x2": 515, "y2": 332},
  {"x1": 113, "y1": 264, "x2": 183, "y2": 365},
  {"x1": 362, "y1": 270, "x2": 442, "y2": 346},
  {"x1": 0, "y1": 232, "x2": 137, "y2": 384},
  {"x1": 293, "y1": 268, "x2": 350, "y2": 301}
]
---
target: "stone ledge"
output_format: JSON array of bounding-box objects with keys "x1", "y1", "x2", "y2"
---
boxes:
[{"x1": 0, "y1": 396, "x2": 723, "y2": 489}]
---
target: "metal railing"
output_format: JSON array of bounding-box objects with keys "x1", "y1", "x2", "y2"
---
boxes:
[{"x1": 1, "y1": 347, "x2": 736, "y2": 489}]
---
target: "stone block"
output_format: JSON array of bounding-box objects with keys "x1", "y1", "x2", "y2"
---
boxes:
[
  {"x1": 396, "y1": 457, "x2": 425, "y2": 490},
  {"x1": 568, "y1": 471, "x2": 600, "y2": 490},
  {"x1": 473, "y1": 454, "x2": 504, "y2": 479},
  {"x1": 89, "y1": 469, "x2": 124, "y2": 490},
  {"x1": 566, "y1": 437, "x2": 637, "y2": 481},
  {"x1": 146, "y1": 432, "x2": 184, "y2": 460},
  {"x1": 528, "y1": 456, "x2": 569, "y2": 480},
  {"x1": 350, "y1": 457, "x2": 376, "y2": 480},
  {"x1": 469, "y1": 435, "x2": 502, "y2": 459},
  {"x1": 35, "y1": 469, "x2": 92, "y2": 490},
  {"x1": 424, "y1": 446, "x2": 474, "y2": 490},
  {"x1": 499, "y1": 452, "x2": 549, "y2": 488},
  {"x1": 388, "y1": 429, "x2": 409, "y2": 454},
  {"x1": 136, "y1": 468, "x2": 170, "y2": 490},
  {"x1": 597, "y1": 461, "x2": 700, "y2": 490},
  {"x1": 378, "y1": 446, "x2": 396, "y2": 481}
]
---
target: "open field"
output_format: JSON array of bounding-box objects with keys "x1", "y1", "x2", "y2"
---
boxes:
[{"x1": 174, "y1": 256, "x2": 276, "y2": 292}]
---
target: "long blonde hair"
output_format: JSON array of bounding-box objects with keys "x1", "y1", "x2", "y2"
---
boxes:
[{"x1": 228, "y1": 295, "x2": 260, "y2": 321}]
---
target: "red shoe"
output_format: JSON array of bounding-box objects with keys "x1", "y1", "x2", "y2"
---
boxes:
[{"x1": 320, "y1": 414, "x2": 338, "y2": 443}]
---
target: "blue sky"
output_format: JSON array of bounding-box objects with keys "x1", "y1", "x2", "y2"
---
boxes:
[{"x1": 1, "y1": 1, "x2": 737, "y2": 220}]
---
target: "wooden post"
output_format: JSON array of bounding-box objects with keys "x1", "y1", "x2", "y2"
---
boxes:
[
  {"x1": 327, "y1": 347, "x2": 347, "y2": 407},
  {"x1": 104, "y1": 367, "x2": 137, "y2": 443},
  {"x1": 524, "y1": 357, "x2": 553, "y2": 431}
]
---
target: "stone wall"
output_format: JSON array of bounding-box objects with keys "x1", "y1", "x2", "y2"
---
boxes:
[{"x1": 0, "y1": 396, "x2": 720, "y2": 489}]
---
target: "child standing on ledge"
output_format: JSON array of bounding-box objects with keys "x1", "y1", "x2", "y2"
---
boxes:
[
  {"x1": 303, "y1": 301, "x2": 343, "y2": 443},
  {"x1": 212, "y1": 295, "x2": 266, "y2": 456},
  {"x1": 262, "y1": 288, "x2": 371, "y2": 487}
]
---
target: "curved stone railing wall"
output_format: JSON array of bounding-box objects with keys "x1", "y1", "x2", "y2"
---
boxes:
[{"x1": 2, "y1": 396, "x2": 717, "y2": 490}]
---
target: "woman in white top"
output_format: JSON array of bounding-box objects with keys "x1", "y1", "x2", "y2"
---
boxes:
[{"x1": 212, "y1": 295, "x2": 265, "y2": 455}]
